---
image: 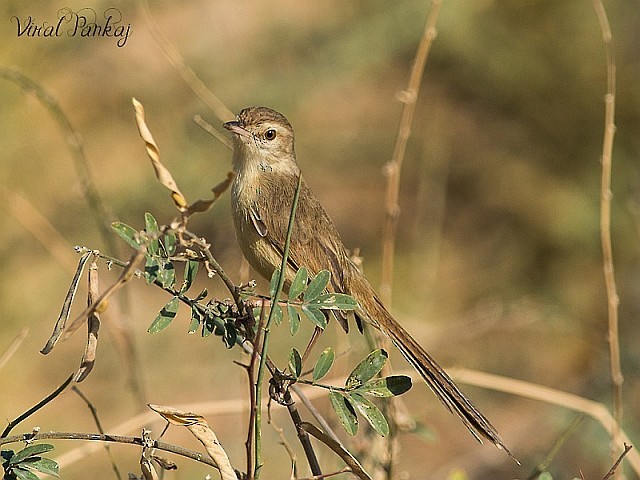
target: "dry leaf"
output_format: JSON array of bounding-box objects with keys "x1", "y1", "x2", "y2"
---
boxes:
[
  {"x1": 64, "y1": 247, "x2": 146, "y2": 339},
  {"x1": 41, "y1": 251, "x2": 92, "y2": 354},
  {"x1": 132, "y1": 98, "x2": 188, "y2": 211},
  {"x1": 75, "y1": 262, "x2": 101, "y2": 382},
  {"x1": 148, "y1": 404, "x2": 236, "y2": 480}
]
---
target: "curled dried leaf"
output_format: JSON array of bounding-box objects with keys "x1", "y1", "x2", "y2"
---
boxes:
[
  {"x1": 41, "y1": 251, "x2": 92, "y2": 354},
  {"x1": 148, "y1": 404, "x2": 236, "y2": 480},
  {"x1": 140, "y1": 456, "x2": 159, "y2": 480},
  {"x1": 212, "y1": 171, "x2": 234, "y2": 198},
  {"x1": 75, "y1": 261, "x2": 101, "y2": 383},
  {"x1": 64, "y1": 247, "x2": 146, "y2": 339},
  {"x1": 148, "y1": 404, "x2": 203, "y2": 426},
  {"x1": 132, "y1": 98, "x2": 188, "y2": 212},
  {"x1": 184, "y1": 170, "x2": 233, "y2": 215}
]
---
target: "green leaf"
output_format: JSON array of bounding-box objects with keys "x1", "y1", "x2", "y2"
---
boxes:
[
  {"x1": 288, "y1": 348, "x2": 302, "y2": 378},
  {"x1": 223, "y1": 321, "x2": 237, "y2": 348},
  {"x1": 271, "y1": 303, "x2": 283, "y2": 326},
  {"x1": 148, "y1": 296, "x2": 179, "y2": 333},
  {"x1": 9, "y1": 444, "x2": 54, "y2": 465},
  {"x1": 269, "y1": 268, "x2": 281, "y2": 299},
  {"x1": 202, "y1": 316, "x2": 215, "y2": 337},
  {"x1": 287, "y1": 304, "x2": 300, "y2": 336},
  {"x1": 2, "y1": 448, "x2": 14, "y2": 463},
  {"x1": 301, "y1": 305, "x2": 327, "y2": 329},
  {"x1": 111, "y1": 222, "x2": 140, "y2": 249},
  {"x1": 181, "y1": 260, "x2": 199, "y2": 293},
  {"x1": 538, "y1": 472, "x2": 553, "y2": 480},
  {"x1": 309, "y1": 293, "x2": 358, "y2": 310},
  {"x1": 163, "y1": 231, "x2": 177, "y2": 256},
  {"x1": 358, "y1": 375, "x2": 412, "y2": 397},
  {"x1": 313, "y1": 347, "x2": 335, "y2": 382},
  {"x1": 188, "y1": 306, "x2": 201, "y2": 334},
  {"x1": 195, "y1": 288, "x2": 208, "y2": 301},
  {"x1": 288, "y1": 267, "x2": 308, "y2": 301},
  {"x1": 346, "y1": 349, "x2": 388, "y2": 389},
  {"x1": 144, "y1": 212, "x2": 160, "y2": 255},
  {"x1": 145, "y1": 256, "x2": 159, "y2": 284},
  {"x1": 303, "y1": 270, "x2": 330, "y2": 301},
  {"x1": 348, "y1": 392, "x2": 389, "y2": 436},
  {"x1": 22, "y1": 457, "x2": 59, "y2": 477},
  {"x1": 157, "y1": 261, "x2": 176, "y2": 289},
  {"x1": 12, "y1": 467, "x2": 40, "y2": 480},
  {"x1": 329, "y1": 391, "x2": 358, "y2": 435},
  {"x1": 144, "y1": 212, "x2": 159, "y2": 234}
]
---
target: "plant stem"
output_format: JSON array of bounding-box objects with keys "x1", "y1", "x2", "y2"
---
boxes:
[
  {"x1": 379, "y1": 0, "x2": 441, "y2": 307},
  {"x1": 592, "y1": 0, "x2": 623, "y2": 462},
  {"x1": 0, "y1": 431, "x2": 232, "y2": 472},
  {"x1": 254, "y1": 175, "x2": 304, "y2": 479},
  {"x1": 1, "y1": 374, "x2": 74, "y2": 438}
]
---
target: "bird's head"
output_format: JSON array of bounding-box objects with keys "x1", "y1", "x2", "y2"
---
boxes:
[{"x1": 224, "y1": 106, "x2": 298, "y2": 175}]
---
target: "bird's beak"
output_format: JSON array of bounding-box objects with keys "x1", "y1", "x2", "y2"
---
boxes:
[{"x1": 223, "y1": 120, "x2": 252, "y2": 139}]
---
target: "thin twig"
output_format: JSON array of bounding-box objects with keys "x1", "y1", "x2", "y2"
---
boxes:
[
  {"x1": 182, "y1": 230, "x2": 242, "y2": 308},
  {"x1": 254, "y1": 175, "x2": 306, "y2": 479},
  {"x1": 283, "y1": 391, "x2": 322, "y2": 477},
  {"x1": 62, "y1": 247, "x2": 146, "y2": 339},
  {"x1": 246, "y1": 303, "x2": 267, "y2": 479},
  {"x1": 376, "y1": 4, "x2": 442, "y2": 477},
  {"x1": 267, "y1": 401, "x2": 297, "y2": 478},
  {"x1": 193, "y1": 114, "x2": 233, "y2": 150},
  {"x1": 592, "y1": 0, "x2": 622, "y2": 460},
  {"x1": 291, "y1": 385, "x2": 341, "y2": 445},
  {"x1": 1, "y1": 374, "x2": 74, "y2": 438},
  {"x1": 379, "y1": 0, "x2": 442, "y2": 306},
  {"x1": 0, "y1": 328, "x2": 28, "y2": 372},
  {"x1": 73, "y1": 387, "x2": 123, "y2": 480},
  {"x1": 0, "y1": 186, "x2": 78, "y2": 271},
  {"x1": 241, "y1": 339, "x2": 322, "y2": 478},
  {"x1": 137, "y1": 0, "x2": 235, "y2": 123},
  {"x1": 448, "y1": 367, "x2": 640, "y2": 475},
  {"x1": 300, "y1": 422, "x2": 371, "y2": 480},
  {"x1": 0, "y1": 431, "x2": 225, "y2": 471},
  {"x1": 527, "y1": 416, "x2": 584, "y2": 480},
  {"x1": 297, "y1": 467, "x2": 352, "y2": 480},
  {"x1": 602, "y1": 444, "x2": 633, "y2": 480},
  {"x1": 0, "y1": 67, "x2": 116, "y2": 253}
]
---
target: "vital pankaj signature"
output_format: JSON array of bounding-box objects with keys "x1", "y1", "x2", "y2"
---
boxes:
[{"x1": 11, "y1": 7, "x2": 131, "y2": 48}]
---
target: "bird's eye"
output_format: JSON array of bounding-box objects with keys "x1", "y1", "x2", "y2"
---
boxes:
[{"x1": 264, "y1": 129, "x2": 277, "y2": 140}]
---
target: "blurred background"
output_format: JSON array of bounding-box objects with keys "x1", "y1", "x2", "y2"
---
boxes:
[{"x1": 1, "y1": 0, "x2": 639, "y2": 478}]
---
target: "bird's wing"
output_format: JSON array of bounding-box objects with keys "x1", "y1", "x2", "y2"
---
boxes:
[
  {"x1": 256, "y1": 178, "x2": 348, "y2": 281},
  {"x1": 250, "y1": 175, "x2": 352, "y2": 330}
]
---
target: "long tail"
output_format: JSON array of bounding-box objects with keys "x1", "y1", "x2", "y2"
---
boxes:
[{"x1": 349, "y1": 273, "x2": 517, "y2": 461}]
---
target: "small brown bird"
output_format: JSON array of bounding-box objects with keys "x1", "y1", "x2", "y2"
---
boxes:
[{"x1": 224, "y1": 106, "x2": 513, "y2": 457}]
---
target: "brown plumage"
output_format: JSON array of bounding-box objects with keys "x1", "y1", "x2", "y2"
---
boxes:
[{"x1": 224, "y1": 106, "x2": 514, "y2": 459}]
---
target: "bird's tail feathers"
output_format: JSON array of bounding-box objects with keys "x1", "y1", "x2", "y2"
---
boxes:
[{"x1": 350, "y1": 273, "x2": 517, "y2": 461}]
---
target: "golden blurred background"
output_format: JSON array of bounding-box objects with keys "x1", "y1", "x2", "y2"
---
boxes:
[{"x1": 1, "y1": 0, "x2": 639, "y2": 478}]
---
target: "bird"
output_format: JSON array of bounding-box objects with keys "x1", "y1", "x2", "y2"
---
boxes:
[{"x1": 223, "y1": 106, "x2": 514, "y2": 458}]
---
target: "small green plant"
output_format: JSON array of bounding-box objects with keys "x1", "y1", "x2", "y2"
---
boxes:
[
  {"x1": 109, "y1": 212, "x2": 413, "y2": 440},
  {"x1": 2, "y1": 444, "x2": 59, "y2": 480}
]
